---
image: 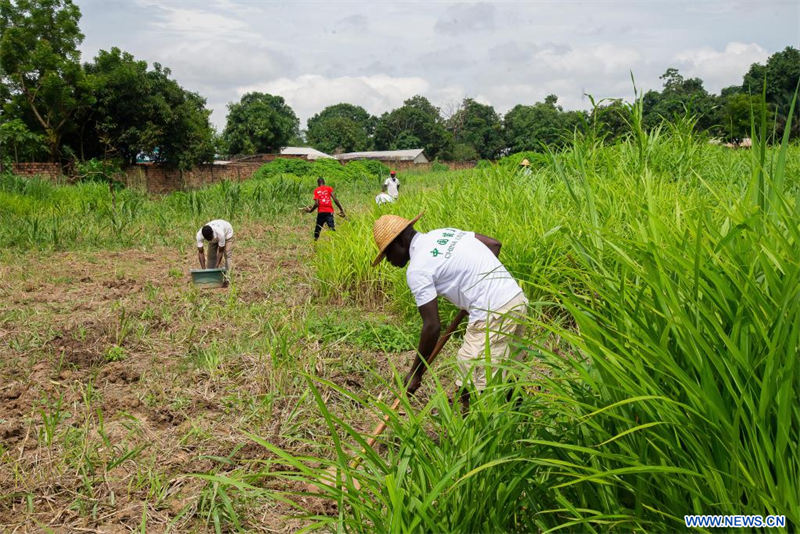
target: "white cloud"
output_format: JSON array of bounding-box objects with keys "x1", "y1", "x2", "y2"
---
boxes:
[
  {"x1": 673, "y1": 42, "x2": 770, "y2": 92},
  {"x1": 434, "y1": 3, "x2": 496, "y2": 35},
  {"x1": 145, "y1": 4, "x2": 250, "y2": 37},
  {"x1": 238, "y1": 75, "x2": 434, "y2": 127},
  {"x1": 533, "y1": 44, "x2": 643, "y2": 76}
]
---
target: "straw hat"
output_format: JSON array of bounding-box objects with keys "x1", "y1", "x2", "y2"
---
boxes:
[
  {"x1": 520, "y1": 158, "x2": 531, "y2": 167},
  {"x1": 372, "y1": 212, "x2": 423, "y2": 266}
]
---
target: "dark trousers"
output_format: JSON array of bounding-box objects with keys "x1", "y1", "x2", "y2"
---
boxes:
[{"x1": 314, "y1": 212, "x2": 335, "y2": 239}]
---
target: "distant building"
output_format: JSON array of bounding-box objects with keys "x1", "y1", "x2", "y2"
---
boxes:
[
  {"x1": 335, "y1": 149, "x2": 429, "y2": 165},
  {"x1": 280, "y1": 146, "x2": 335, "y2": 160}
]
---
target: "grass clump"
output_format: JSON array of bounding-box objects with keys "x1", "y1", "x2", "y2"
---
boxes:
[{"x1": 255, "y1": 99, "x2": 800, "y2": 530}]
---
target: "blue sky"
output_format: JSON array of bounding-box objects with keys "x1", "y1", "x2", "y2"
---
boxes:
[{"x1": 75, "y1": 0, "x2": 799, "y2": 131}]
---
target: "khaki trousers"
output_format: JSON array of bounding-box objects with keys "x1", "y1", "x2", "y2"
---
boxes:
[
  {"x1": 207, "y1": 238, "x2": 234, "y2": 274},
  {"x1": 456, "y1": 292, "x2": 528, "y2": 390}
]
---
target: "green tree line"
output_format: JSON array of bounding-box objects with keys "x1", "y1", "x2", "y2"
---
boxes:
[{"x1": 1, "y1": 0, "x2": 798, "y2": 169}]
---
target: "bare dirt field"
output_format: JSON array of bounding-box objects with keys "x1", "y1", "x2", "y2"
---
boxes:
[{"x1": 0, "y1": 220, "x2": 425, "y2": 532}]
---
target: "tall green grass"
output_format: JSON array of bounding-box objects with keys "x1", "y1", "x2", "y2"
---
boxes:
[
  {"x1": 239, "y1": 102, "x2": 799, "y2": 531},
  {"x1": 0, "y1": 172, "x2": 313, "y2": 249}
]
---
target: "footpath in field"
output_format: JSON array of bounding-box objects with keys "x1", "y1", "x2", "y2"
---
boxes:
[{"x1": 0, "y1": 217, "x2": 423, "y2": 531}]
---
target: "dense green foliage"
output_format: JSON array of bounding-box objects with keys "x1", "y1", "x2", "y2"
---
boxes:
[
  {"x1": 504, "y1": 94, "x2": 584, "y2": 153},
  {"x1": 73, "y1": 48, "x2": 215, "y2": 167},
  {"x1": 373, "y1": 95, "x2": 451, "y2": 159},
  {"x1": 0, "y1": 0, "x2": 87, "y2": 162},
  {"x1": 252, "y1": 157, "x2": 388, "y2": 190},
  {"x1": 446, "y1": 98, "x2": 505, "y2": 159},
  {"x1": 221, "y1": 92, "x2": 299, "y2": 155},
  {"x1": 0, "y1": 0, "x2": 215, "y2": 168},
  {"x1": 742, "y1": 46, "x2": 800, "y2": 139},
  {"x1": 306, "y1": 103, "x2": 376, "y2": 153}
]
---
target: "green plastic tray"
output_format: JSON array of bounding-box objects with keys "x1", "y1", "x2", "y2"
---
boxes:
[{"x1": 190, "y1": 268, "x2": 226, "y2": 288}]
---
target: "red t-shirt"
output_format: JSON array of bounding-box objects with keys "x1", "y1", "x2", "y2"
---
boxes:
[{"x1": 314, "y1": 185, "x2": 334, "y2": 213}]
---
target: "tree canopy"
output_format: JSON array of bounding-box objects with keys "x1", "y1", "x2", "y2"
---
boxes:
[
  {"x1": 0, "y1": 1, "x2": 215, "y2": 168},
  {"x1": 742, "y1": 46, "x2": 800, "y2": 139},
  {"x1": 448, "y1": 98, "x2": 505, "y2": 159},
  {"x1": 0, "y1": 0, "x2": 88, "y2": 162},
  {"x1": 62, "y1": 48, "x2": 214, "y2": 168},
  {"x1": 641, "y1": 68, "x2": 718, "y2": 133},
  {"x1": 373, "y1": 95, "x2": 451, "y2": 159},
  {"x1": 222, "y1": 92, "x2": 299, "y2": 155},
  {"x1": 504, "y1": 95, "x2": 585, "y2": 154},
  {"x1": 306, "y1": 103, "x2": 375, "y2": 153}
]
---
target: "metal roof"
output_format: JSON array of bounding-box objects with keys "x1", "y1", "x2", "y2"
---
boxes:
[
  {"x1": 280, "y1": 146, "x2": 335, "y2": 160},
  {"x1": 334, "y1": 149, "x2": 426, "y2": 161}
]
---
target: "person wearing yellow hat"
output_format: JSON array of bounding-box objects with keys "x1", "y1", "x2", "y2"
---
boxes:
[
  {"x1": 518, "y1": 158, "x2": 532, "y2": 176},
  {"x1": 372, "y1": 213, "x2": 527, "y2": 409}
]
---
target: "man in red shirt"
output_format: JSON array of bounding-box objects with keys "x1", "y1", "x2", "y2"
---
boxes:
[{"x1": 305, "y1": 177, "x2": 346, "y2": 240}]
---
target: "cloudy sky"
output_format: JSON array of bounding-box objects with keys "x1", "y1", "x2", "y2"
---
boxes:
[{"x1": 75, "y1": 0, "x2": 798, "y2": 131}]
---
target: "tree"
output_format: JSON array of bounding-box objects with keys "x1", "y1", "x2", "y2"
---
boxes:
[
  {"x1": 64, "y1": 49, "x2": 215, "y2": 168},
  {"x1": 742, "y1": 46, "x2": 800, "y2": 140},
  {"x1": 587, "y1": 98, "x2": 629, "y2": 143},
  {"x1": 222, "y1": 92, "x2": 299, "y2": 155},
  {"x1": 447, "y1": 98, "x2": 504, "y2": 159},
  {"x1": 306, "y1": 103, "x2": 376, "y2": 153},
  {"x1": 142, "y1": 63, "x2": 215, "y2": 168},
  {"x1": 642, "y1": 68, "x2": 717, "y2": 132},
  {"x1": 717, "y1": 92, "x2": 764, "y2": 142},
  {"x1": 0, "y1": 0, "x2": 91, "y2": 162},
  {"x1": 503, "y1": 95, "x2": 583, "y2": 153},
  {"x1": 0, "y1": 117, "x2": 47, "y2": 162},
  {"x1": 374, "y1": 95, "x2": 451, "y2": 159},
  {"x1": 73, "y1": 47, "x2": 151, "y2": 162}
]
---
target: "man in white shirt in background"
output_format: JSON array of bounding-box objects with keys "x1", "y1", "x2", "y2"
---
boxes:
[
  {"x1": 371, "y1": 213, "x2": 527, "y2": 410},
  {"x1": 383, "y1": 170, "x2": 400, "y2": 199},
  {"x1": 197, "y1": 219, "x2": 234, "y2": 285}
]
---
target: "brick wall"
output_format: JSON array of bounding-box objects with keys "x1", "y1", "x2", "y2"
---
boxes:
[
  {"x1": 9, "y1": 162, "x2": 62, "y2": 180},
  {"x1": 369, "y1": 160, "x2": 477, "y2": 172},
  {"x1": 123, "y1": 162, "x2": 265, "y2": 193},
  {"x1": 123, "y1": 154, "x2": 313, "y2": 193},
  {"x1": 7, "y1": 155, "x2": 477, "y2": 193}
]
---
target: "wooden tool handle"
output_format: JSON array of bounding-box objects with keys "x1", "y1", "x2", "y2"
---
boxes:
[{"x1": 360, "y1": 309, "x2": 469, "y2": 452}]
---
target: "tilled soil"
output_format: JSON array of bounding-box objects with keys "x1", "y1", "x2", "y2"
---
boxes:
[{"x1": 0, "y1": 223, "x2": 378, "y2": 532}]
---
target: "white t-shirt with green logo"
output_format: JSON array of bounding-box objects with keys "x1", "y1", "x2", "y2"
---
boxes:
[
  {"x1": 406, "y1": 228, "x2": 524, "y2": 323},
  {"x1": 196, "y1": 219, "x2": 234, "y2": 248}
]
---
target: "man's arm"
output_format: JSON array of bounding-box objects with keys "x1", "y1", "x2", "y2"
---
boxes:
[
  {"x1": 305, "y1": 199, "x2": 319, "y2": 213},
  {"x1": 404, "y1": 299, "x2": 440, "y2": 394},
  {"x1": 332, "y1": 193, "x2": 346, "y2": 217},
  {"x1": 474, "y1": 233, "x2": 501, "y2": 257},
  {"x1": 215, "y1": 245, "x2": 226, "y2": 268},
  {"x1": 198, "y1": 247, "x2": 206, "y2": 268}
]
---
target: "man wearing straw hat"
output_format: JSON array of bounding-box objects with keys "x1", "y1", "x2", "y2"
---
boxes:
[
  {"x1": 372, "y1": 213, "x2": 527, "y2": 408},
  {"x1": 519, "y1": 158, "x2": 532, "y2": 176}
]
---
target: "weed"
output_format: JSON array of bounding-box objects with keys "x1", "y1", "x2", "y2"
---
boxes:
[
  {"x1": 38, "y1": 393, "x2": 69, "y2": 446},
  {"x1": 105, "y1": 344, "x2": 126, "y2": 362}
]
